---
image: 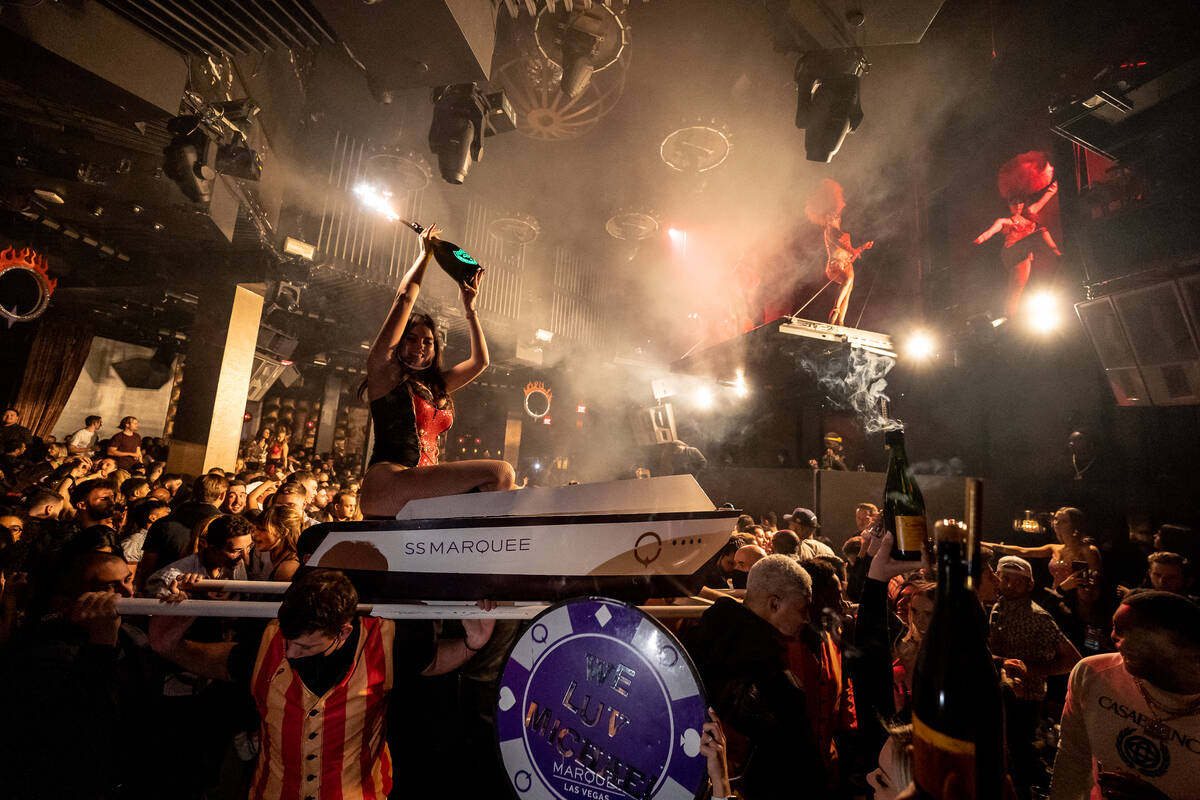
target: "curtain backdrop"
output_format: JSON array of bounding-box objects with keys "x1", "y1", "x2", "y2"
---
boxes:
[{"x1": 13, "y1": 319, "x2": 93, "y2": 439}]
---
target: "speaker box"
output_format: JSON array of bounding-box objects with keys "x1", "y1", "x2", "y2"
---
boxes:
[
  {"x1": 310, "y1": 0, "x2": 496, "y2": 93},
  {"x1": 1077, "y1": 276, "x2": 1200, "y2": 406},
  {"x1": 629, "y1": 403, "x2": 677, "y2": 447},
  {"x1": 247, "y1": 357, "x2": 286, "y2": 403}
]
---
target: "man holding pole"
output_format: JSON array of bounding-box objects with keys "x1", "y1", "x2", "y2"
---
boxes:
[{"x1": 149, "y1": 569, "x2": 494, "y2": 800}]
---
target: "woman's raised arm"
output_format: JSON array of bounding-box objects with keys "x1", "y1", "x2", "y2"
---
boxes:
[
  {"x1": 367, "y1": 225, "x2": 439, "y2": 385},
  {"x1": 444, "y1": 270, "x2": 489, "y2": 394}
]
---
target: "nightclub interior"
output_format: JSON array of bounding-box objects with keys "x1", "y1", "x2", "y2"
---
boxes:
[{"x1": 1, "y1": 1, "x2": 1199, "y2": 798}]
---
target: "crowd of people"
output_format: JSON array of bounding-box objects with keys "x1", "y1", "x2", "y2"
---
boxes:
[
  {"x1": 688, "y1": 505, "x2": 1199, "y2": 800},
  {"x1": 1, "y1": 398, "x2": 1197, "y2": 799}
]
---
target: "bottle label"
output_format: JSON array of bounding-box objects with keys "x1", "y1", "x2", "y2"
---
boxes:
[
  {"x1": 895, "y1": 515, "x2": 927, "y2": 551},
  {"x1": 913, "y1": 713, "x2": 976, "y2": 794}
]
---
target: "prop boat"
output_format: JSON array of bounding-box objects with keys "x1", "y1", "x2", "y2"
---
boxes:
[{"x1": 298, "y1": 474, "x2": 738, "y2": 602}]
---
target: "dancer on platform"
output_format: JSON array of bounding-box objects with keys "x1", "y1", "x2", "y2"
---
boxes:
[
  {"x1": 974, "y1": 152, "x2": 1062, "y2": 317},
  {"x1": 807, "y1": 179, "x2": 873, "y2": 326},
  {"x1": 360, "y1": 224, "x2": 515, "y2": 518}
]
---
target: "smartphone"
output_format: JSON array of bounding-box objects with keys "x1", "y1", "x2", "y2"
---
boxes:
[{"x1": 1071, "y1": 560, "x2": 1087, "y2": 573}]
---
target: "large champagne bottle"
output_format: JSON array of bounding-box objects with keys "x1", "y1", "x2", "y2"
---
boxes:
[
  {"x1": 883, "y1": 428, "x2": 927, "y2": 560},
  {"x1": 911, "y1": 499, "x2": 1005, "y2": 799},
  {"x1": 399, "y1": 220, "x2": 483, "y2": 284}
]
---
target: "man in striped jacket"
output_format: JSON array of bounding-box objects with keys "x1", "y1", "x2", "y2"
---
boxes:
[{"x1": 150, "y1": 570, "x2": 493, "y2": 799}]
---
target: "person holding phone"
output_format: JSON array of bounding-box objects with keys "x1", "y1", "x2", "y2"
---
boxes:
[{"x1": 986, "y1": 506, "x2": 1102, "y2": 593}]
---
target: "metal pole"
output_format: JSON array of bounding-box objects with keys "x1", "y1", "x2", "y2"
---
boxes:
[{"x1": 116, "y1": 597, "x2": 712, "y2": 620}]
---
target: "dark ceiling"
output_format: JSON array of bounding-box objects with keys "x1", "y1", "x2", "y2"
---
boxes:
[{"x1": 1, "y1": 0, "x2": 1198, "y2": 374}]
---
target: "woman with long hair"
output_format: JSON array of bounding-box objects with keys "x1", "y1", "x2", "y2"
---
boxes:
[
  {"x1": 250, "y1": 504, "x2": 301, "y2": 582},
  {"x1": 360, "y1": 224, "x2": 515, "y2": 518},
  {"x1": 974, "y1": 180, "x2": 1061, "y2": 317},
  {"x1": 251, "y1": 426, "x2": 272, "y2": 468},
  {"x1": 985, "y1": 506, "x2": 1102, "y2": 591},
  {"x1": 806, "y1": 179, "x2": 873, "y2": 326}
]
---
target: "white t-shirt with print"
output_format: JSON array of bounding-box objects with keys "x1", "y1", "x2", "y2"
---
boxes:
[{"x1": 1050, "y1": 652, "x2": 1200, "y2": 800}]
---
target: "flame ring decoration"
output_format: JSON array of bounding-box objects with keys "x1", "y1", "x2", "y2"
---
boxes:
[
  {"x1": 0, "y1": 247, "x2": 56, "y2": 327},
  {"x1": 523, "y1": 380, "x2": 552, "y2": 419}
]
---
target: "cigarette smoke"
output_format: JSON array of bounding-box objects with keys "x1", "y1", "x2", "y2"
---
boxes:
[{"x1": 793, "y1": 347, "x2": 902, "y2": 434}]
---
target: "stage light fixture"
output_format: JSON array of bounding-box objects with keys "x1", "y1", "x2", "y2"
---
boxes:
[
  {"x1": 535, "y1": 5, "x2": 628, "y2": 101},
  {"x1": 216, "y1": 133, "x2": 263, "y2": 182},
  {"x1": 1024, "y1": 291, "x2": 1061, "y2": 333},
  {"x1": 793, "y1": 49, "x2": 869, "y2": 163},
  {"x1": 163, "y1": 116, "x2": 217, "y2": 203},
  {"x1": 163, "y1": 99, "x2": 263, "y2": 202},
  {"x1": 273, "y1": 282, "x2": 302, "y2": 314},
  {"x1": 667, "y1": 228, "x2": 688, "y2": 255},
  {"x1": 734, "y1": 369, "x2": 749, "y2": 398},
  {"x1": 283, "y1": 237, "x2": 317, "y2": 261},
  {"x1": 905, "y1": 331, "x2": 936, "y2": 360},
  {"x1": 428, "y1": 84, "x2": 516, "y2": 185},
  {"x1": 558, "y1": 12, "x2": 607, "y2": 98},
  {"x1": 33, "y1": 188, "x2": 65, "y2": 204}
]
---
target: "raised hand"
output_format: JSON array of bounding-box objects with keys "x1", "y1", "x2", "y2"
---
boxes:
[
  {"x1": 463, "y1": 611, "x2": 495, "y2": 651},
  {"x1": 459, "y1": 268, "x2": 485, "y2": 312},
  {"x1": 700, "y1": 707, "x2": 732, "y2": 798},
  {"x1": 418, "y1": 223, "x2": 441, "y2": 258},
  {"x1": 864, "y1": 515, "x2": 933, "y2": 582}
]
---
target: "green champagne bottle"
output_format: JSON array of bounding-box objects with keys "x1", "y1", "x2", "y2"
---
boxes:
[
  {"x1": 883, "y1": 428, "x2": 927, "y2": 560},
  {"x1": 400, "y1": 220, "x2": 483, "y2": 284}
]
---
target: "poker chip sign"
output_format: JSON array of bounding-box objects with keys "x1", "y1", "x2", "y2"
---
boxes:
[{"x1": 496, "y1": 597, "x2": 709, "y2": 800}]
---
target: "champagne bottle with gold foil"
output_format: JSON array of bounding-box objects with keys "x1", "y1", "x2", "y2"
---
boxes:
[
  {"x1": 883, "y1": 428, "x2": 927, "y2": 560},
  {"x1": 911, "y1": 505, "x2": 1005, "y2": 799}
]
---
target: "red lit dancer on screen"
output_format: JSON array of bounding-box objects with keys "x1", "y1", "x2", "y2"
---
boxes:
[
  {"x1": 974, "y1": 152, "x2": 1062, "y2": 317},
  {"x1": 807, "y1": 179, "x2": 873, "y2": 326}
]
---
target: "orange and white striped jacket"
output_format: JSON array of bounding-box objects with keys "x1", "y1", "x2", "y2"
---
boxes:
[{"x1": 249, "y1": 617, "x2": 395, "y2": 800}]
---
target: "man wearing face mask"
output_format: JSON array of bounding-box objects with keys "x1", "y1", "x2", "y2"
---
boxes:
[
  {"x1": 731, "y1": 543, "x2": 767, "y2": 590},
  {"x1": 151, "y1": 569, "x2": 494, "y2": 800}
]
